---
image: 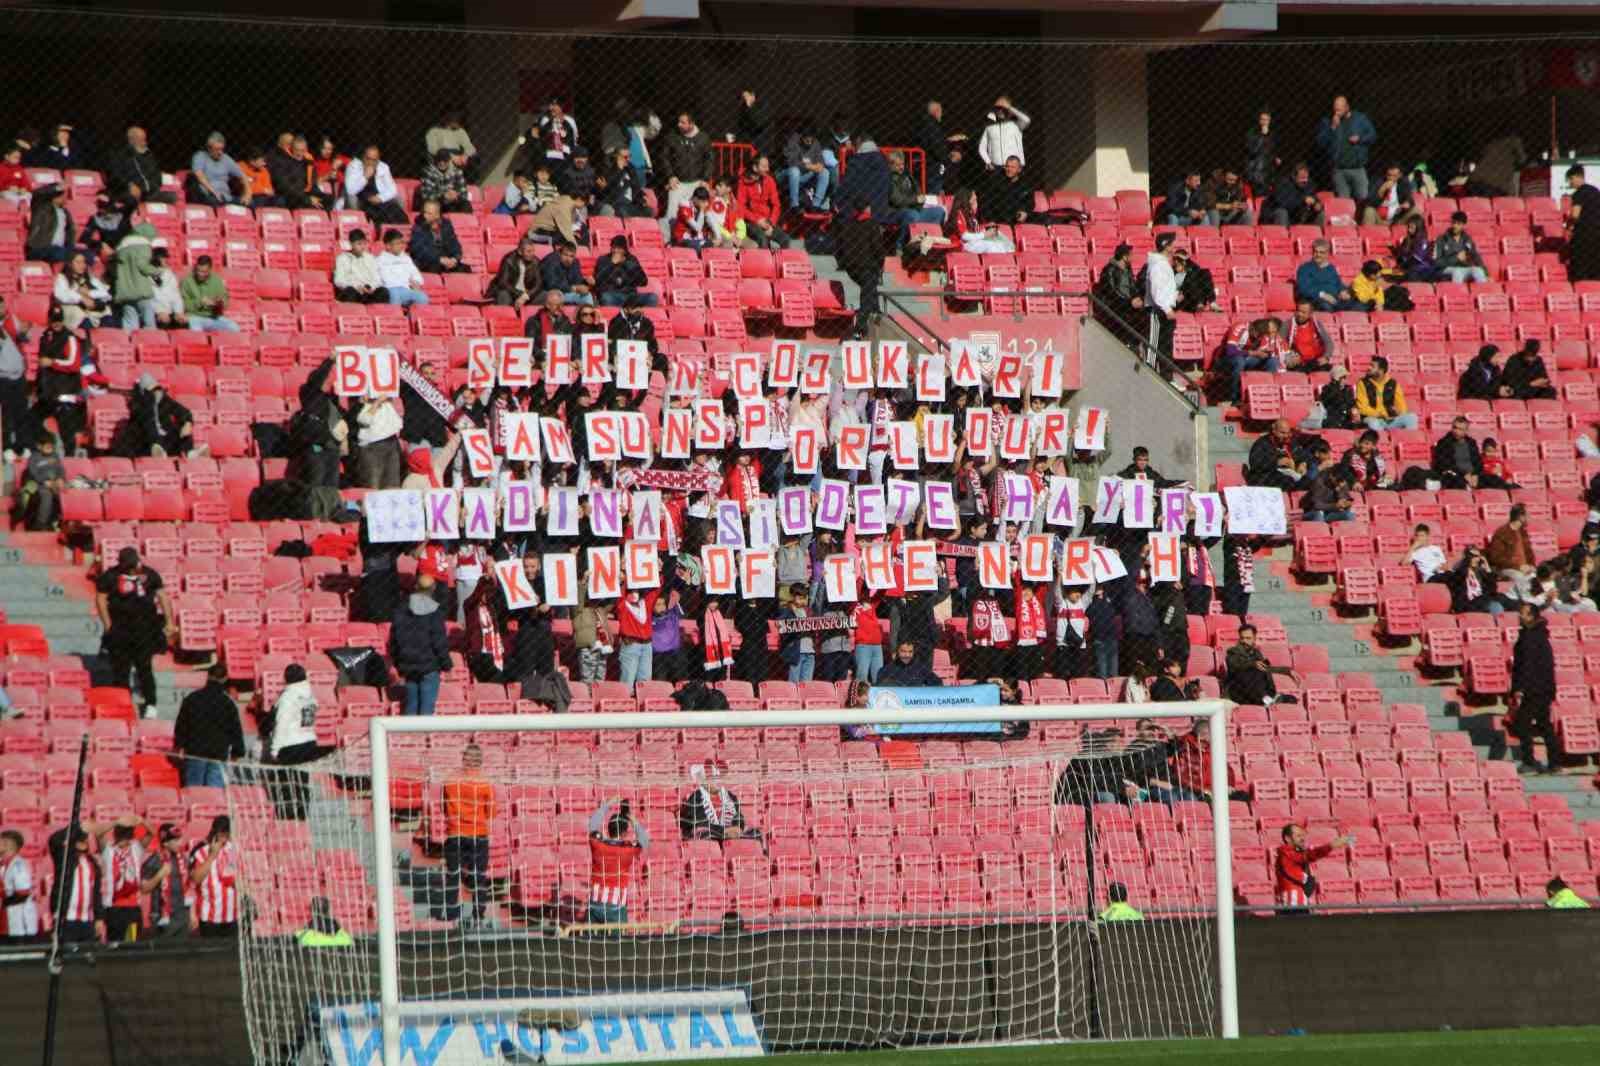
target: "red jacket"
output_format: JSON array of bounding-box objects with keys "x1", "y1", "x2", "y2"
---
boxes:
[
  {"x1": 615, "y1": 588, "x2": 661, "y2": 642},
  {"x1": 722, "y1": 459, "x2": 763, "y2": 508},
  {"x1": 1275, "y1": 842, "x2": 1334, "y2": 905},
  {"x1": 736, "y1": 173, "x2": 781, "y2": 227}
]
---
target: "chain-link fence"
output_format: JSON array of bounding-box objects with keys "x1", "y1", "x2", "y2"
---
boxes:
[{"x1": 5, "y1": 9, "x2": 1600, "y2": 205}]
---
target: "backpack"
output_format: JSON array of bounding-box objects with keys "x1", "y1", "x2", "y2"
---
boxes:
[{"x1": 1384, "y1": 284, "x2": 1414, "y2": 312}]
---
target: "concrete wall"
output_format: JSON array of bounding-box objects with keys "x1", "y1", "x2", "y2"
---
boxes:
[{"x1": 1071, "y1": 316, "x2": 1206, "y2": 485}]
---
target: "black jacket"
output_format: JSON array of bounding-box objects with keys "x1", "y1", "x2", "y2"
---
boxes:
[
  {"x1": 105, "y1": 145, "x2": 163, "y2": 199},
  {"x1": 487, "y1": 250, "x2": 541, "y2": 304},
  {"x1": 1445, "y1": 558, "x2": 1501, "y2": 613},
  {"x1": 400, "y1": 378, "x2": 450, "y2": 448},
  {"x1": 1269, "y1": 175, "x2": 1317, "y2": 217},
  {"x1": 1431, "y1": 433, "x2": 1482, "y2": 479},
  {"x1": 389, "y1": 594, "x2": 450, "y2": 677},
  {"x1": 538, "y1": 251, "x2": 588, "y2": 294},
  {"x1": 1246, "y1": 433, "x2": 1298, "y2": 486},
  {"x1": 1175, "y1": 262, "x2": 1216, "y2": 312},
  {"x1": 407, "y1": 219, "x2": 462, "y2": 273},
  {"x1": 524, "y1": 307, "x2": 575, "y2": 349},
  {"x1": 1319, "y1": 381, "x2": 1357, "y2": 430},
  {"x1": 1150, "y1": 677, "x2": 1186, "y2": 702},
  {"x1": 982, "y1": 174, "x2": 1032, "y2": 224},
  {"x1": 1301, "y1": 470, "x2": 1347, "y2": 514},
  {"x1": 1244, "y1": 128, "x2": 1277, "y2": 191},
  {"x1": 594, "y1": 253, "x2": 648, "y2": 300},
  {"x1": 173, "y1": 681, "x2": 246, "y2": 761},
  {"x1": 1499, "y1": 352, "x2": 1550, "y2": 398},
  {"x1": 1511, "y1": 621, "x2": 1555, "y2": 700},
  {"x1": 26, "y1": 199, "x2": 74, "y2": 255},
  {"x1": 736, "y1": 99, "x2": 772, "y2": 157},
  {"x1": 266, "y1": 146, "x2": 313, "y2": 206},
  {"x1": 679, "y1": 786, "x2": 747, "y2": 839},
  {"x1": 658, "y1": 127, "x2": 712, "y2": 185},
  {"x1": 1165, "y1": 180, "x2": 1208, "y2": 221},
  {"x1": 607, "y1": 308, "x2": 660, "y2": 363},
  {"x1": 914, "y1": 113, "x2": 950, "y2": 189},
  {"x1": 875, "y1": 658, "x2": 941, "y2": 687},
  {"x1": 1085, "y1": 594, "x2": 1121, "y2": 645},
  {"x1": 1458, "y1": 355, "x2": 1502, "y2": 400},
  {"x1": 122, "y1": 388, "x2": 192, "y2": 457},
  {"x1": 597, "y1": 163, "x2": 643, "y2": 213},
  {"x1": 834, "y1": 146, "x2": 891, "y2": 218},
  {"x1": 833, "y1": 215, "x2": 885, "y2": 287}
]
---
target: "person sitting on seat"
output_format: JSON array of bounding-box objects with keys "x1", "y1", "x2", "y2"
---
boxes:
[
  {"x1": 120, "y1": 372, "x2": 194, "y2": 458},
  {"x1": 1498, "y1": 339, "x2": 1556, "y2": 400},
  {"x1": 678, "y1": 760, "x2": 761, "y2": 843},
  {"x1": 1224, "y1": 623, "x2": 1294, "y2": 706}
]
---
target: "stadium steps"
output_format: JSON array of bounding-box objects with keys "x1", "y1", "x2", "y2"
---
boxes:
[
  {"x1": 0, "y1": 528, "x2": 190, "y2": 718},
  {"x1": 1202, "y1": 409, "x2": 1600, "y2": 823}
]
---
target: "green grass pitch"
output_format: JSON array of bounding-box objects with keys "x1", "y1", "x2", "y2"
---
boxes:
[{"x1": 683, "y1": 1027, "x2": 1600, "y2": 1066}]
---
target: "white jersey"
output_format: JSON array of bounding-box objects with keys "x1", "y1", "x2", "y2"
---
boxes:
[{"x1": 1, "y1": 854, "x2": 38, "y2": 936}]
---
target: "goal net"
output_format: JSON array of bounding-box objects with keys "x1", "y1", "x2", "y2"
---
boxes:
[{"x1": 230, "y1": 703, "x2": 1234, "y2": 1066}]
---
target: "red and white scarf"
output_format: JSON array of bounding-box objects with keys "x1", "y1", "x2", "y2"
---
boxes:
[
  {"x1": 101, "y1": 843, "x2": 142, "y2": 908},
  {"x1": 969, "y1": 598, "x2": 1011, "y2": 647},
  {"x1": 1056, "y1": 599, "x2": 1087, "y2": 644},
  {"x1": 1015, "y1": 589, "x2": 1046, "y2": 646},
  {"x1": 964, "y1": 464, "x2": 989, "y2": 516},
  {"x1": 697, "y1": 786, "x2": 737, "y2": 828},
  {"x1": 1187, "y1": 544, "x2": 1215, "y2": 588},
  {"x1": 869, "y1": 398, "x2": 893, "y2": 450},
  {"x1": 469, "y1": 592, "x2": 505, "y2": 672},
  {"x1": 1465, "y1": 567, "x2": 1482, "y2": 603},
  {"x1": 1232, "y1": 543, "x2": 1256, "y2": 595}
]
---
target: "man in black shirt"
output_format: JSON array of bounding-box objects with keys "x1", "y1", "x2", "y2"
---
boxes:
[
  {"x1": 981, "y1": 156, "x2": 1033, "y2": 224},
  {"x1": 173, "y1": 663, "x2": 245, "y2": 788},
  {"x1": 1510, "y1": 603, "x2": 1558, "y2": 774},
  {"x1": 95, "y1": 548, "x2": 172, "y2": 716}
]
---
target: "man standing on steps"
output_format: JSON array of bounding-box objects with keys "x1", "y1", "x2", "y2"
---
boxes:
[
  {"x1": 436, "y1": 744, "x2": 494, "y2": 926},
  {"x1": 1510, "y1": 602, "x2": 1558, "y2": 774},
  {"x1": 173, "y1": 662, "x2": 245, "y2": 788},
  {"x1": 95, "y1": 547, "x2": 174, "y2": 718}
]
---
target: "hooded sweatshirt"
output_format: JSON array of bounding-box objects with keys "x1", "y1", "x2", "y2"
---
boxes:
[
  {"x1": 113, "y1": 223, "x2": 162, "y2": 303},
  {"x1": 389, "y1": 592, "x2": 450, "y2": 677},
  {"x1": 269, "y1": 679, "x2": 320, "y2": 759}
]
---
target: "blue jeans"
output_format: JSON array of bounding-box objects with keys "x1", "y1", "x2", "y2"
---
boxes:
[
  {"x1": 1093, "y1": 642, "x2": 1119, "y2": 679},
  {"x1": 895, "y1": 205, "x2": 946, "y2": 248},
  {"x1": 386, "y1": 287, "x2": 429, "y2": 307},
  {"x1": 1224, "y1": 353, "x2": 1281, "y2": 401},
  {"x1": 1148, "y1": 785, "x2": 1204, "y2": 806},
  {"x1": 1441, "y1": 266, "x2": 1489, "y2": 284},
  {"x1": 618, "y1": 641, "x2": 653, "y2": 688},
  {"x1": 184, "y1": 759, "x2": 226, "y2": 788},
  {"x1": 1363, "y1": 413, "x2": 1418, "y2": 431},
  {"x1": 780, "y1": 165, "x2": 829, "y2": 209},
  {"x1": 1304, "y1": 509, "x2": 1354, "y2": 523},
  {"x1": 559, "y1": 291, "x2": 595, "y2": 306},
  {"x1": 119, "y1": 299, "x2": 156, "y2": 330},
  {"x1": 854, "y1": 643, "x2": 883, "y2": 684},
  {"x1": 403, "y1": 671, "x2": 441, "y2": 715},
  {"x1": 27, "y1": 246, "x2": 73, "y2": 264},
  {"x1": 187, "y1": 315, "x2": 240, "y2": 333},
  {"x1": 599, "y1": 291, "x2": 658, "y2": 307},
  {"x1": 788, "y1": 653, "x2": 816, "y2": 683}
]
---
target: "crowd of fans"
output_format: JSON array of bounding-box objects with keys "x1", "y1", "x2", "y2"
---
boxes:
[{"x1": 7, "y1": 82, "x2": 1600, "y2": 934}]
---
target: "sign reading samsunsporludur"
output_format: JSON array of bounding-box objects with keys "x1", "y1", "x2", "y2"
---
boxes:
[{"x1": 320, "y1": 991, "x2": 765, "y2": 1065}]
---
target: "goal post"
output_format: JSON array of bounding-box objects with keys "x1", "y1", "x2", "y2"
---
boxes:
[{"x1": 360, "y1": 701, "x2": 1238, "y2": 1066}]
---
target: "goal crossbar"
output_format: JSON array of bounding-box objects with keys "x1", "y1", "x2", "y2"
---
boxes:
[{"x1": 367, "y1": 700, "x2": 1238, "y2": 1066}]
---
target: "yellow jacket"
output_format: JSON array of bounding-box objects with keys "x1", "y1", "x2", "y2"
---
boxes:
[
  {"x1": 1547, "y1": 888, "x2": 1591, "y2": 910},
  {"x1": 1351, "y1": 274, "x2": 1386, "y2": 309},
  {"x1": 1098, "y1": 901, "x2": 1144, "y2": 922},
  {"x1": 1355, "y1": 374, "x2": 1407, "y2": 420}
]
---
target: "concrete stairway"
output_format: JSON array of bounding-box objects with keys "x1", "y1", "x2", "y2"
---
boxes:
[
  {"x1": 0, "y1": 528, "x2": 193, "y2": 720},
  {"x1": 1204, "y1": 411, "x2": 1600, "y2": 822}
]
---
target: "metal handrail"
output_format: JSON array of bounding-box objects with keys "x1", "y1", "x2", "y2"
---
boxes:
[{"x1": 878, "y1": 285, "x2": 1206, "y2": 417}]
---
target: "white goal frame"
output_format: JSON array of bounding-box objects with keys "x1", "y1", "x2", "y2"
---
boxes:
[{"x1": 367, "y1": 701, "x2": 1238, "y2": 1066}]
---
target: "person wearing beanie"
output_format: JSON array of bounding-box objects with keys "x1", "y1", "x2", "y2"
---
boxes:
[
  {"x1": 268, "y1": 662, "x2": 331, "y2": 818},
  {"x1": 121, "y1": 371, "x2": 194, "y2": 458},
  {"x1": 173, "y1": 662, "x2": 244, "y2": 788}
]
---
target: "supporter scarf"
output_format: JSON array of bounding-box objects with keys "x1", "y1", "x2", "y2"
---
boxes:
[
  {"x1": 1187, "y1": 544, "x2": 1215, "y2": 588},
  {"x1": 937, "y1": 542, "x2": 981, "y2": 558},
  {"x1": 696, "y1": 786, "x2": 736, "y2": 829},
  {"x1": 1015, "y1": 590, "x2": 1045, "y2": 646},
  {"x1": 869, "y1": 398, "x2": 892, "y2": 449},
  {"x1": 1233, "y1": 543, "x2": 1256, "y2": 594},
  {"x1": 773, "y1": 612, "x2": 852, "y2": 635},
  {"x1": 400, "y1": 357, "x2": 479, "y2": 429},
  {"x1": 969, "y1": 598, "x2": 1010, "y2": 647},
  {"x1": 964, "y1": 465, "x2": 989, "y2": 516},
  {"x1": 471, "y1": 594, "x2": 504, "y2": 672},
  {"x1": 733, "y1": 463, "x2": 760, "y2": 504},
  {"x1": 1465, "y1": 568, "x2": 1482, "y2": 603},
  {"x1": 702, "y1": 608, "x2": 734, "y2": 669},
  {"x1": 631, "y1": 468, "x2": 723, "y2": 493},
  {"x1": 1056, "y1": 600, "x2": 1087, "y2": 643}
]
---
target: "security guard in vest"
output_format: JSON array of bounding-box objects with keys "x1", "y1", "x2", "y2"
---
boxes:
[
  {"x1": 1098, "y1": 881, "x2": 1145, "y2": 922},
  {"x1": 296, "y1": 896, "x2": 355, "y2": 947},
  {"x1": 1546, "y1": 876, "x2": 1592, "y2": 910}
]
